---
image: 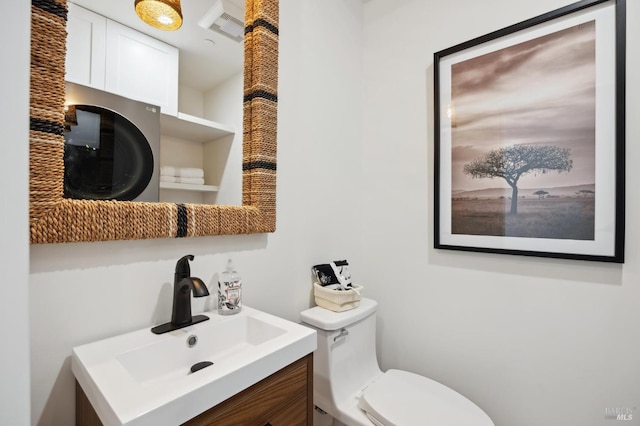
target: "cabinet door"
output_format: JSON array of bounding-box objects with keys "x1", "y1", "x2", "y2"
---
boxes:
[
  {"x1": 265, "y1": 395, "x2": 307, "y2": 425},
  {"x1": 105, "y1": 20, "x2": 179, "y2": 116},
  {"x1": 65, "y1": 2, "x2": 106, "y2": 89}
]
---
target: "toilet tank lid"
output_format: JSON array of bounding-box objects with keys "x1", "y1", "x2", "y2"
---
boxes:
[{"x1": 300, "y1": 298, "x2": 377, "y2": 330}]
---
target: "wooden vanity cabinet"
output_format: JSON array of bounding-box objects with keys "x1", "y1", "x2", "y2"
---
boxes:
[{"x1": 76, "y1": 353, "x2": 314, "y2": 426}]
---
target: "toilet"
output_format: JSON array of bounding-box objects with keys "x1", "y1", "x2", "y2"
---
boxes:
[{"x1": 300, "y1": 298, "x2": 494, "y2": 426}]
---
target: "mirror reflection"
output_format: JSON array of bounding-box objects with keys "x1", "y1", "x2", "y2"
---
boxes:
[
  {"x1": 64, "y1": 104, "x2": 155, "y2": 201},
  {"x1": 65, "y1": 0, "x2": 244, "y2": 206}
]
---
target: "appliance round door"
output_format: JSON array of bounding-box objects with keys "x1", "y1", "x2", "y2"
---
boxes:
[{"x1": 63, "y1": 104, "x2": 154, "y2": 201}]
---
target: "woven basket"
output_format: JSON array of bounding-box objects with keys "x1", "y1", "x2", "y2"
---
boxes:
[{"x1": 313, "y1": 282, "x2": 363, "y2": 312}]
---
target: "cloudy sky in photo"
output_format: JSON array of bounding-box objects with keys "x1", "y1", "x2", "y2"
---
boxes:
[{"x1": 450, "y1": 21, "x2": 596, "y2": 192}]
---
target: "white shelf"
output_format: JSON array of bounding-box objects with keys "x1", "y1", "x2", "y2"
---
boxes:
[
  {"x1": 159, "y1": 182, "x2": 219, "y2": 192},
  {"x1": 160, "y1": 112, "x2": 235, "y2": 142}
]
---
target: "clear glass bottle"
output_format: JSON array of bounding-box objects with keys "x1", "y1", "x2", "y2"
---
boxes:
[{"x1": 218, "y1": 259, "x2": 242, "y2": 315}]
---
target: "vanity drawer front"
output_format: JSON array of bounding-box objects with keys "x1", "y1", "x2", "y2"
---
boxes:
[{"x1": 183, "y1": 353, "x2": 312, "y2": 426}]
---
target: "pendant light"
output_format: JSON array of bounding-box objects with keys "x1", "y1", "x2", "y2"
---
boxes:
[{"x1": 135, "y1": 0, "x2": 183, "y2": 31}]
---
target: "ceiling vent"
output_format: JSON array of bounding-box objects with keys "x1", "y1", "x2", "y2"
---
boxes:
[{"x1": 198, "y1": 0, "x2": 244, "y2": 43}]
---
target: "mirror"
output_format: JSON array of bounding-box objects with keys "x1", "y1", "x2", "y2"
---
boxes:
[{"x1": 29, "y1": 0, "x2": 278, "y2": 243}]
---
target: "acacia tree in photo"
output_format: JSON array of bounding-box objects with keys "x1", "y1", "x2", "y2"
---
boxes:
[
  {"x1": 463, "y1": 145, "x2": 573, "y2": 214},
  {"x1": 533, "y1": 190, "x2": 549, "y2": 199},
  {"x1": 577, "y1": 189, "x2": 595, "y2": 197}
]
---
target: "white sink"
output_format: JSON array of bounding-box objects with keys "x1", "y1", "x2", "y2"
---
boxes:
[{"x1": 72, "y1": 307, "x2": 317, "y2": 426}]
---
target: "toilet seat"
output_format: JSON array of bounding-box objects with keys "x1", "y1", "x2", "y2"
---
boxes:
[{"x1": 358, "y1": 369, "x2": 493, "y2": 426}]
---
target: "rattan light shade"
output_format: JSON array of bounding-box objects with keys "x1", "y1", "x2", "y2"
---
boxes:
[{"x1": 135, "y1": 0, "x2": 183, "y2": 31}]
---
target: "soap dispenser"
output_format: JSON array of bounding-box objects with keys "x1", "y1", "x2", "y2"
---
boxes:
[{"x1": 218, "y1": 259, "x2": 242, "y2": 315}]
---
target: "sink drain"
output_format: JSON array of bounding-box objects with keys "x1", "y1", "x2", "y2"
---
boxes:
[{"x1": 186, "y1": 335, "x2": 198, "y2": 348}]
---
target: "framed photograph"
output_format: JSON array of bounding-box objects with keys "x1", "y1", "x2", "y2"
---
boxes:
[{"x1": 434, "y1": 0, "x2": 625, "y2": 263}]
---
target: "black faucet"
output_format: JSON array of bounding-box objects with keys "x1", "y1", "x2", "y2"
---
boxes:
[{"x1": 151, "y1": 255, "x2": 210, "y2": 334}]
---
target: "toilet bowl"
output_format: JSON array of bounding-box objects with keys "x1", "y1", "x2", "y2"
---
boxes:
[{"x1": 300, "y1": 298, "x2": 494, "y2": 426}]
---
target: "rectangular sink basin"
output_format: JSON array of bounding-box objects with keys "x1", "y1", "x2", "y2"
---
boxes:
[
  {"x1": 72, "y1": 307, "x2": 316, "y2": 426},
  {"x1": 117, "y1": 315, "x2": 287, "y2": 385}
]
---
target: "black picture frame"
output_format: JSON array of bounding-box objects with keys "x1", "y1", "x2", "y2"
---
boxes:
[{"x1": 434, "y1": 0, "x2": 625, "y2": 263}]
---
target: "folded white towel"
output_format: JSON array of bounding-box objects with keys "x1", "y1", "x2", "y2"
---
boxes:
[
  {"x1": 178, "y1": 177, "x2": 205, "y2": 185},
  {"x1": 160, "y1": 176, "x2": 205, "y2": 185},
  {"x1": 160, "y1": 166, "x2": 176, "y2": 176},
  {"x1": 160, "y1": 166, "x2": 204, "y2": 178}
]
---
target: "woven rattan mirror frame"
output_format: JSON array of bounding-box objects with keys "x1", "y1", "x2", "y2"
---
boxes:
[{"x1": 29, "y1": 0, "x2": 278, "y2": 244}]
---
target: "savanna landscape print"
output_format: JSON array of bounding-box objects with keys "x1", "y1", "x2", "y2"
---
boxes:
[{"x1": 450, "y1": 21, "x2": 596, "y2": 240}]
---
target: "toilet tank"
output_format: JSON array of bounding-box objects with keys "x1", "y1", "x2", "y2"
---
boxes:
[{"x1": 300, "y1": 298, "x2": 383, "y2": 416}]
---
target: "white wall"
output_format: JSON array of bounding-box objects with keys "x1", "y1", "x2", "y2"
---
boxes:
[
  {"x1": 1, "y1": 1, "x2": 31, "y2": 425},
  {"x1": 177, "y1": 84, "x2": 204, "y2": 117},
  {"x1": 361, "y1": 1, "x2": 640, "y2": 426},
  {"x1": 28, "y1": 1, "x2": 363, "y2": 425}
]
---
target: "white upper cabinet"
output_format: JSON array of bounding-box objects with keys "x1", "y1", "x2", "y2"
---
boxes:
[
  {"x1": 105, "y1": 20, "x2": 179, "y2": 116},
  {"x1": 65, "y1": 3, "x2": 179, "y2": 116},
  {"x1": 65, "y1": 3, "x2": 106, "y2": 89}
]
